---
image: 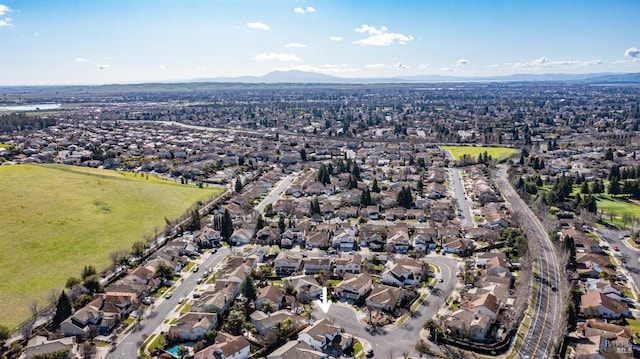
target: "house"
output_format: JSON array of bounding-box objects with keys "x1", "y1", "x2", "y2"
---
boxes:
[
  {"x1": 255, "y1": 226, "x2": 281, "y2": 245},
  {"x1": 192, "y1": 281, "x2": 240, "y2": 313},
  {"x1": 580, "y1": 292, "x2": 630, "y2": 319},
  {"x1": 267, "y1": 340, "x2": 328, "y2": 359},
  {"x1": 305, "y1": 231, "x2": 330, "y2": 249},
  {"x1": 571, "y1": 335, "x2": 633, "y2": 359},
  {"x1": 283, "y1": 275, "x2": 323, "y2": 299},
  {"x1": 304, "y1": 257, "x2": 333, "y2": 275},
  {"x1": 442, "y1": 237, "x2": 471, "y2": 256},
  {"x1": 298, "y1": 318, "x2": 352, "y2": 355},
  {"x1": 23, "y1": 336, "x2": 77, "y2": 359},
  {"x1": 124, "y1": 266, "x2": 155, "y2": 285},
  {"x1": 486, "y1": 256, "x2": 511, "y2": 277},
  {"x1": 169, "y1": 312, "x2": 218, "y2": 341},
  {"x1": 426, "y1": 182, "x2": 447, "y2": 199},
  {"x1": 335, "y1": 273, "x2": 372, "y2": 301},
  {"x1": 413, "y1": 229, "x2": 437, "y2": 253},
  {"x1": 334, "y1": 254, "x2": 362, "y2": 277},
  {"x1": 194, "y1": 332, "x2": 251, "y2": 359},
  {"x1": 230, "y1": 228, "x2": 254, "y2": 246},
  {"x1": 255, "y1": 285, "x2": 286, "y2": 312},
  {"x1": 585, "y1": 279, "x2": 624, "y2": 301},
  {"x1": 576, "y1": 260, "x2": 604, "y2": 278},
  {"x1": 386, "y1": 232, "x2": 410, "y2": 254},
  {"x1": 381, "y1": 258, "x2": 423, "y2": 287},
  {"x1": 196, "y1": 227, "x2": 222, "y2": 247},
  {"x1": 365, "y1": 284, "x2": 405, "y2": 312},
  {"x1": 60, "y1": 294, "x2": 131, "y2": 337},
  {"x1": 282, "y1": 228, "x2": 306, "y2": 245},
  {"x1": 332, "y1": 229, "x2": 356, "y2": 252},
  {"x1": 249, "y1": 309, "x2": 296, "y2": 336},
  {"x1": 444, "y1": 308, "x2": 493, "y2": 342},
  {"x1": 274, "y1": 252, "x2": 304, "y2": 275},
  {"x1": 462, "y1": 293, "x2": 500, "y2": 321}
]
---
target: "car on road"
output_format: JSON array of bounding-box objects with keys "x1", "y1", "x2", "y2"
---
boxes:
[
  {"x1": 165, "y1": 292, "x2": 173, "y2": 299},
  {"x1": 551, "y1": 285, "x2": 557, "y2": 292},
  {"x1": 613, "y1": 246, "x2": 620, "y2": 251},
  {"x1": 178, "y1": 297, "x2": 185, "y2": 304},
  {"x1": 193, "y1": 265, "x2": 199, "y2": 272},
  {"x1": 438, "y1": 278, "x2": 444, "y2": 283},
  {"x1": 366, "y1": 349, "x2": 374, "y2": 358}
]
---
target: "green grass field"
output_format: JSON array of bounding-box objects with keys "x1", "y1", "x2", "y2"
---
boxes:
[
  {"x1": 596, "y1": 194, "x2": 640, "y2": 226},
  {"x1": 0, "y1": 164, "x2": 223, "y2": 330},
  {"x1": 442, "y1": 145, "x2": 519, "y2": 161}
]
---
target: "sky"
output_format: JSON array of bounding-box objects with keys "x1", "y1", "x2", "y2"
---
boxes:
[{"x1": 0, "y1": 0, "x2": 639, "y2": 85}]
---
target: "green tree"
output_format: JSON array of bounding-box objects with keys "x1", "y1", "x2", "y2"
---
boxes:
[
  {"x1": 52, "y1": 291, "x2": 72, "y2": 329},
  {"x1": 0, "y1": 324, "x2": 10, "y2": 342},
  {"x1": 221, "y1": 209, "x2": 234, "y2": 243},
  {"x1": 371, "y1": 178, "x2": 381, "y2": 193},
  {"x1": 278, "y1": 215, "x2": 286, "y2": 234},
  {"x1": 240, "y1": 276, "x2": 257, "y2": 301},
  {"x1": 81, "y1": 265, "x2": 96, "y2": 280},
  {"x1": 310, "y1": 196, "x2": 321, "y2": 214},
  {"x1": 132, "y1": 240, "x2": 150, "y2": 258},
  {"x1": 177, "y1": 346, "x2": 189, "y2": 359},
  {"x1": 235, "y1": 176, "x2": 243, "y2": 193},
  {"x1": 360, "y1": 187, "x2": 372, "y2": 206},
  {"x1": 156, "y1": 263, "x2": 175, "y2": 281}
]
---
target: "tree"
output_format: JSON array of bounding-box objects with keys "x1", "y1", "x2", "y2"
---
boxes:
[
  {"x1": 360, "y1": 187, "x2": 372, "y2": 206},
  {"x1": 221, "y1": 209, "x2": 234, "y2": 243},
  {"x1": 235, "y1": 176, "x2": 243, "y2": 193},
  {"x1": 79, "y1": 342, "x2": 96, "y2": 359},
  {"x1": 240, "y1": 276, "x2": 257, "y2": 301},
  {"x1": 300, "y1": 148, "x2": 307, "y2": 161},
  {"x1": 177, "y1": 346, "x2": 189, "y2": 359},
  {"x1": 132, "y1": 240, "x2": 150, "y2": 258},
  {"x1": 310, "y1": 196, "x2": 321, "y2": 214},
  {"x1": 262, "y1": 300, "x2": 275, "y2": 314},
  {"x1": 81, "y1": 265, "x2": 97, "y2": 280},
  {"x1": 0, "y1": 324, "x2": 10, "y2": 343},
  {"x1": 278, "y1": 215, "x2": 286, "y2": 234},
  {"x1": 372, "y1": 178, "x2": 381, "y2": 193},
  {"x1": 396, "y1": 186, "x2": 413, "y2": 209},
  {"x1": 29, "y1": 300, "x2": 39, "y2": 322},
  {"x1": 52, "y1": 291, "x2": 72, "y2": 329},
  {"x1": 156, "y1": 263, "x2": 175, "y2": 281}
]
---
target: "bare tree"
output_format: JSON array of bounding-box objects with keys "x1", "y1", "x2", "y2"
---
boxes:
[
  {"x1": 29, "y1": 300, "x2": 39, "y2": 323},
  {"x1": 48, "y1": 288, "x2": 61, "y2": 309},
  {"x1": 80, "y1": 341, "x2": 97, "y2": 359}
]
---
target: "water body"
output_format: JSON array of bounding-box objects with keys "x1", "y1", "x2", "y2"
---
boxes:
[{"x1": 0, "y1": 103, "x2": 62, "y2": 111}]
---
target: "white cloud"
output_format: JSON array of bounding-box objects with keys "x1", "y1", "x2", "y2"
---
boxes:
[
  {"x1": 34, "y1": 32, "x2": 40, "y2": 36},
  {"x1": 513, "y1": 56, "x2": 602, "y2": 70},
  {"x1": 365, "y1": 64, "x2": 387, "y2": 68},
  {"x1": 396, "y1": 63, "x2": 409, "y2": 69},
  {"x1": 75, "y1": 58, "x2": 89, "y2": 62},
  {"x1": 0, "y1": 4, "x2": 13, "y2": 27},
  {"x1": 96, "y1": 64, "x2": 110, "y2": 69},
  {"x1": 353, "y1": 25, "x2": 413, "y2": 46},
  {"x1": 159, "y1": 65, "x2": 167, "y2": 71},
  {"x1": 625, "y1": 47, "x2": 640, "y2": 58},
  {"x1": 294, "y1": 6, "x2": 315, "y2": 14},
  {"x1": 329, "y1": 36, "x2": 343, "y2": 42},
  {"x1": 418, "y1": 64, "x2": 430, "y2": 69},
  {"x1": 365, "y1": 63, "x2": 409, "y2": 70},
  {"x1": 456, "y1": 59, "x2": 468, "y2": 65},
  {"x1": 254, "y1": 52, "x2": 301, "y2": 62},
  {"x1": 284, "y1": 42, "x2": 307, "y2": 48},
  {"x1": 246, "y1": 22, "x2": 270, "y2": 31}
]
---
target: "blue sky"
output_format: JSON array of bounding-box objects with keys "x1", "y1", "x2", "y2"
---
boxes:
[{"x1": 0, "y1": 0, "x2": 639, "y2": 85}]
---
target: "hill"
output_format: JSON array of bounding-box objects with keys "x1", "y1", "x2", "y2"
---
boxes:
[{"x1": 0, "y1": 164, "x2": 223, "y2": 330}]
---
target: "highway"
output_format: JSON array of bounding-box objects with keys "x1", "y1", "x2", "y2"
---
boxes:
[
  {"x1": 106, "y1": 247, "x2": 230, "y2": 359},
  {"x1": 495, "y1": 166, "x2": 561, "y2": 359}
]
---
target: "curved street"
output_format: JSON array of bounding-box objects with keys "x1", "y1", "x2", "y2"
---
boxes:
[
  {"x1": 313, "y1": 255, "x2": 458, "y2": 359},
  {"x1": 495, "y1": 166, "x2": 562, "y2": 359}
]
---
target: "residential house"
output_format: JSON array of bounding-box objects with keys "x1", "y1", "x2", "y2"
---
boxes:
[
  {"x1": 486, "y1": 256, "x2": 511, "y2": 277},
  {"x1": 365, "y1": 284, "x2": 405, "y2": 312},
  {"x1": 284, "y1": 275, "x2": 323, "y2": 299},
  {"x1": 194, "y1": 332, "x2": 251, "y2": 359},
  {"x1": 413, "y1": 228, "x2": 437, "y2": 253},
  {"x1": 169, "y1": 312, "x2": 218, "y2": 341},
  {"x1": 255, "y1": 226, "x2": 281, "y2": 246},
  {"x1": 426, "y1": 182, "x2": 447, "y2": 199},
  {"x1": 298, "y1": 318, "x2": 352, "y2": 355},
  {"x1": 192, "y1": 281, "x2": 240, "y2": 313},
  {"x1": 230, "y1": 227, "x2": 254, "y2": 246},
  {"x1": 23, "y1": 336, "x2": 77, "y2": 359},
  {"x1": 580, "y1": 292, "x2": 630, "y2": 319},
  {"x1": 335, "y1": 273, "x2": 372, "y2": 301},
  {"x1": 304, "y1": 257, "x2": 333, "y2": 275},
  {"x1": 267, "y1": 340, "x2": 328, "y2": 359},
  {"x1": 255, "y1": 285, "x2": 286, "y2": 312},
  {"x1": 196, "y1": 227, "x2": 222, "y2": 247},
  {"x1": 249, "y1": 309, "x2": 296, "y2": 336},
  {"x1": 386, "y1": 231, "x2": 410, "y2": 254},
  {"x1": 444, "y1": 308, "x2": 493, "y2": 342},
  {"x1": 334, "y1": 254, "x2": 362, "y2": 277},
  {"x1": 332, "y1": 229, "x2": 356, "y2": 252},
  {"x1": 305, "y1": 231, "x2": 330, "y2": 249},
  {"x1": 275, "y1": 252, "x2": 304, "y2": 275},
  {"x1": 585, "y1": 279, "x2": 624, "y2": 301},
  {"x1": 61, "y1": 294, "x2": 131, "y2": 337},
  {"x1": 462, "y1": 293, "x2": 500, "y2": 321},
  {"x1": 442, "y1": 237, "x2": 471, "y2": 256},
  {"x1": 381, "y1": 263, "x2": 421, "y2": 288}
]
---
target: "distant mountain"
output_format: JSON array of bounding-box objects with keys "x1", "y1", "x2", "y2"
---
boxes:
[{"x1": 194, "y1": 70, "x2": 640, "y2": 84}]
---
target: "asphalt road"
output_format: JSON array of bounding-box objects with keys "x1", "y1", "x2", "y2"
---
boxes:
[
  {"x1": 313, "y1": 255, "x2": 458, "y2": 359},
  {"x1": 595, "y1": 228, "x2": 640, "y2": 292},
  {"x1": 254, "y1": 173, "x2": 297, "y2": 214},
  {"x1": 448, "y1": 167, "x2": 474, "y2": 228},
  {"x1": 495, "y1": 166, "x2": 561, "y2": 359},
  {"x1": 106, "y1": 247, "x2": 230, "y2": 359}
]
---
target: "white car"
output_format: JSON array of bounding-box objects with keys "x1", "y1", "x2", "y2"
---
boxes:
[{"x1": 178, "y1": 297, "x2": 185, "y2": 304}]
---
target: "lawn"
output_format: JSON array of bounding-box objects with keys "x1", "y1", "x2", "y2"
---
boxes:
[
  {"x1": 0, "y1": 164, "x2": 223, "y2": 330},
  {"x1": 442, "y1": 145, "x2": 519, "y2": 162},
  {"x1": 595, "y1": 194, "x2": 640, "y2": 227}
]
